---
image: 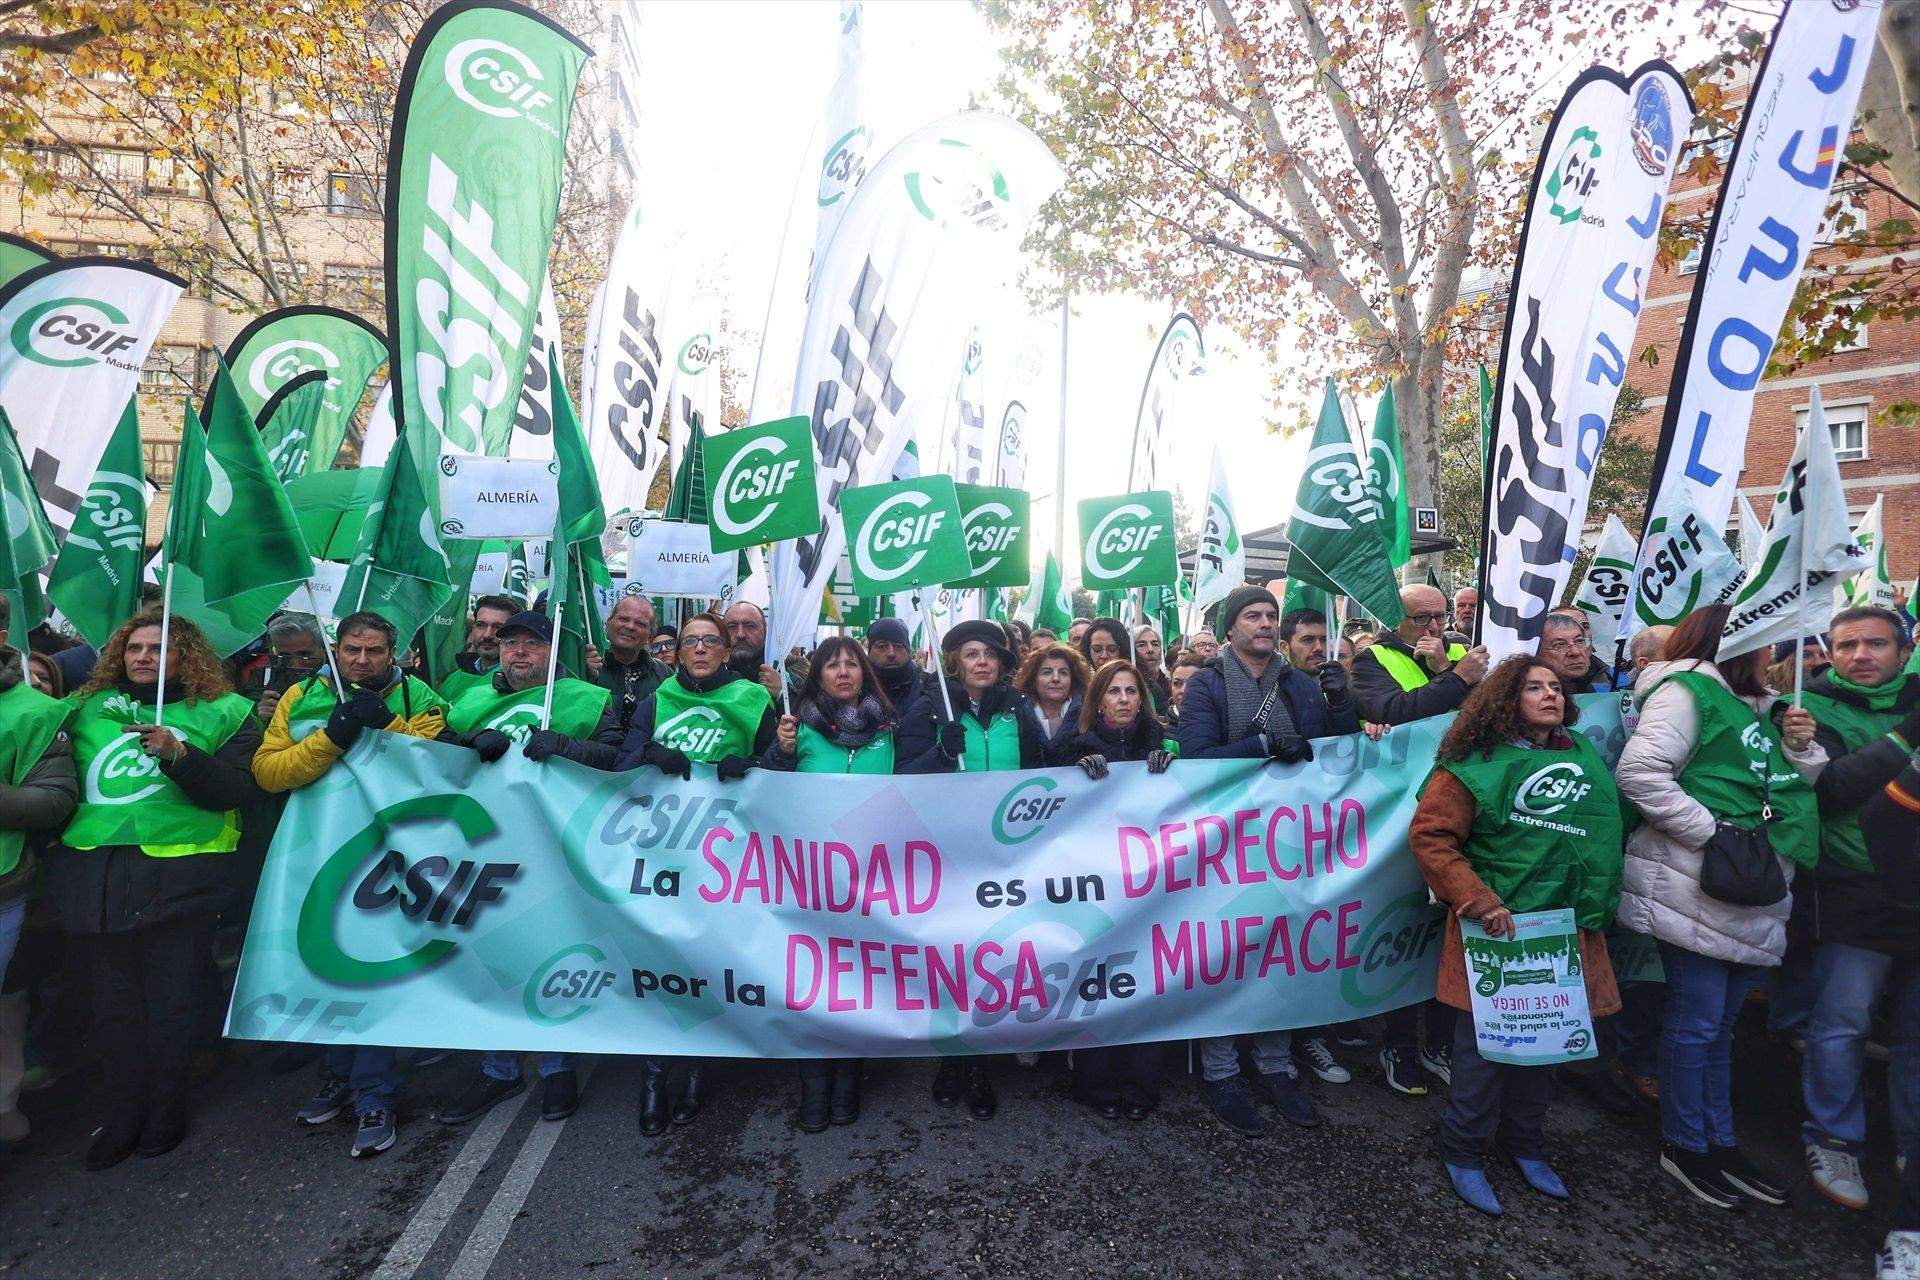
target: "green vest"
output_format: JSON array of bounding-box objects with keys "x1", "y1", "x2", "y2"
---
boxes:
[
  {"x1": 64, "y1": 688, "x2": 254, "y2": 857},
  {"x1": 795, "y1": 723, "x2": 896, "y2": 774},
  {"x1": 1371, "y1": 641, "x2": 1467, "y2": 692},
  {"x1": 286, "y1": 673, "x2": 450, "y2": 743},
  {"x1": 961, "y1": 711, "x2": 1023, "y2": 772},
  {"x1": 650, "y1": 676, "x2": 771, "y2": 763},
  {"x1": 0, "y1": 679, "x2": 72, "y2": 876},
  {"x1": 447, "y1": 677, "x2": 610, "y2": 744},
  {"x1": 1438, "y1": 736, "x2": 1624, "y2": 929},
  {"x1": 1657, "y1": 671, "x2": 1819, "y2": 870},
  {"x1": 1798, "y1": 674, "x2": 1916, "y2": 873},
  {"x1": 438, "y1": 667, "x2": 492, "y2": 704}
]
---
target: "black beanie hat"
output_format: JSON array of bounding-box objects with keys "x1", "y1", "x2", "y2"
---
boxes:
[{"x1": 1219, "y1": 584, "x2": 1279, "y2": 636}]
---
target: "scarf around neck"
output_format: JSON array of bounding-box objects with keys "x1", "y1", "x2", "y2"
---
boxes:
[
  {"x1": 1220, "y1": 647, "x2": 1294, "y2": 742},
  {"x1": 1823, "y1": 667, "x2": 1913, "y2": 712},
  {"x1": 796, "y1": 690, "x2": 888, "y2": 748}
]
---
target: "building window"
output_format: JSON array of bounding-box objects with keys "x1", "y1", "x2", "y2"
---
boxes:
[
  {"x1": 326, "y1": 171, "x2": 383, "y2": 218},
  {"x1": 1798, "y1": 399, "x2": 1869, "y2": 462},
  {"x1": 324, "y1": 262, "x2": 382, "y2": 314},
  {"x1": 1677, "y1": 239, "x2": 1703, "y2": 275},
  {"x1": 141, "y1": 343, "x2": 205, "y2": 396},
  {"x1": 146, "y1": 153, "x2": 204, "y2": 197},
  {"x1": 90, "y1": 146, "x2": 148, "y2": 188}
]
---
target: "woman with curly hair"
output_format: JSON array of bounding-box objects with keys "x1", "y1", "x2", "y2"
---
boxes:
[
  {"x1": 1014, "y1": 641, "x2": 1091, "y2": 753},
  {"x1": 47, "y1": 607, "x2": 263, "y2": 1170},
  {"x1": 1410, "y1": 655, "x2": 1625, "y2": 1216}
]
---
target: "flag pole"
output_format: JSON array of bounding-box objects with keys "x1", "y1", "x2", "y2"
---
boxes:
[
  {"x1": 154, "y1": 562, "x2": 175, "y2": 729},
  {"x1": 540, "y1": 583, "x2": 563, "y2": 730},
  {"x1": 765, "y1": 544, "x2": 789, "y2": 714},
  {"x1": 1792, "y1": 397, "x2": 1819, "y2": 710},
  {"x1": 303, "y1": 581, "x2": 348, "y2": 701},
  {"x1": 925, "y1": 600, "x2": 963, "y2": 772}
]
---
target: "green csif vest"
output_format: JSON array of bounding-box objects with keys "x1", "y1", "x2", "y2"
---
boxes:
[
  {"x1": 438, "y1": 667, "x2": 492, "y2": 705},
  {"x1": 1797, "y1": 674, "x2": 1917, "y2": 873},
  {"x1": 1371, "y1": 641, "x2": 1467, "y2": 692},
  {"x1": 961, "y1": 711, "x2": 1023, "y2": 773},
  {"x1": 447, "y1": 677, "x2": 610, "y2": 744},
  {"x1": 63, "y1": 688, "x2": 254, "y2": 857},
  {"x1": 0, "y1": 679, "x2": 72, "y2": 876},
  {"x1": 795, "y1": 723, "x2": 896, "y2": 775},
  {"x1": 286, "y1": 673, "x2": 449, "y2": 744},
  {"x1": 650, "y1": 676, "x2": 771, "y2": 763},
  {"x1": 1656, "y1": 671, "x2": 1819, "y2": 870},
  {"x1": 1438, "y1": 736, "x2": 1624, "y2": 929}
]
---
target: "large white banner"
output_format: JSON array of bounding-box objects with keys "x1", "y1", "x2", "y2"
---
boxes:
[
  {"x1": 0, "y1": 257, "x2": 183, "y2": 536},
  {"x1": 507, "y1": 276, "x2": 562, "y2": 462},
  {"x1": 1478, "y1": 61, "x2": 1691, "y2": 660},
  {"x1": 585, "y1": 201, "x2": 679, "y2": 516},
  {"x1": 626, "y1": 515, "x2": 736, "y2": 598},
  {"x1": 766, "y1": 112, "x2": 1062, "y2": 663},
  {"x1": 667, "y1": 290, "x2": 721, "y2": 485},
  {"x1": 1630, "y1": 0, "x2": 1882, "y2": 632},
  {"x1": 1569, "y1": 512, "x2": 1638, "y2": 652},
  {"x1": 1128, "y1": 312, "x2": 1204, "y2": 493}
]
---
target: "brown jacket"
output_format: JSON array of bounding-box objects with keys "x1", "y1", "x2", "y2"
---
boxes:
[{"x1": 1410, "y1": 769, "x2": 1621, "y2": 1017}]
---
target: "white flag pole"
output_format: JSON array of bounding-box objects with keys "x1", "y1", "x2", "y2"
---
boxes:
[
  {"x1": 302, "y1": 581, "x2": 348, "y2": 701},
  {"x1": 766, "y1": 546, "x2": 790, "y2": 715},
  {"x1": 540, "y1": 587, "x2": 564, "y2": 730},
  {"x1": 925, "y1": 601, "x2": 963, "y2": 772},
  {"x1": 1792, "y1": 394, "x2": 1820, "y2": 709},
  {"x1": 153, "y1": 562, "x2": 176, "y2": 729}
]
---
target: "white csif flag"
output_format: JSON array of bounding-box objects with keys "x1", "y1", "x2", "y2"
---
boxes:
[
  {"x1": 506, "y1": 277, "x2": 562, "y2": 461},
  {"x1": 667, "y1": 290, "x2": 721, "y2": 484},
  {"x1": 585, "y1": 201, "x2": 681, "y2": 516},
  {"x1": 1191, "y1": 447, "x2": 1244, "y2": 611},
  {"x1": 1718, "y1": 387, "x2": 1868, "y2": 661},
  {"x1": 1737, "y1": 492, "x2": 1767, "y2": 573},
  {"x1": 1845, "y1": 493, "x2": 1895, "y2": 609},
  {"x1": 766, "y1": 111, "x2": 1062, "y2": 663},
  {"x1": 1569, "y1": 513, "x2": 1638, "y2": 652}
]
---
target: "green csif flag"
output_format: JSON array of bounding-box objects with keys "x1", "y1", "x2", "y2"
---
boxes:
[
  {"x1": 225, "y1": 306, "x2": 387, "y2": 476},
  {"x1": 1033, "y1": 552, "x2": 1072, "y2": 633},
  {"x1": 49, "y1": 399, "x2": 147, "y2": 646},
  {"x1": 547, "y1": 350, "x2": 609, "y2": 677},
  {"x1": 1478, "y1": 363, "x2": 1495, "y2": 482},
  {"x1": 1078, "y1": 491, "x2": 1178, "y2": 593},
  {"x1": 193, "y1": 358, "x2": 314, "y2": 605},
  {"x1": 1364, "y1": 385, "x2": 1410, "y2": 569},
  {"x1": 257, "y1": 369, "x2": 331, "y2": 482},
  {"x1": 703, "y1": 415, "x2": 820, "y2": 554},
  {"x1": 1285, "y1": 379, "x2": 1404, "y2": 629},
  {"x1": 0, "y1": 406, "x2": 56, "y2": 630}
]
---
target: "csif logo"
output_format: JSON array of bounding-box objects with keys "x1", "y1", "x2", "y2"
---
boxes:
[
  {"x1": 484, "y1": 704, "x2": 544, "y2": 747},
  {"x1": 903, "y1": 138, "x2": 1013, "y2": 232},
  {"x1": 1546, "y1": 124, "x2": 1603, "y2": 226},
  {"x1": 64, "y1": 470, "x2": 146, "y2": 554},
  {"x1": 712, "y1": 437, "x2": 801, "y2": 538},
  {"x1": 523, "y1": 943, "x2": 617, "y2": 1026},
  {"x1": 855, "y1": 489, "x2": 946, "y2": 584},
  {"x1": 1084, "y1": 503, "x2": 1161, "y2": 580},
  {"x1": 1513, "y1": 762, "x2": 1592, "y2": 816},
  {"x1": 10, "y1": 296, "x2": 138, "y2": 369},
  {"x1": 677, "y1": 331, "x2": 714, "y2": 377},
  {"x1": 656, "y1": 705, "x2": 727, "y2": 756},
  {"x1": 992, "y1": 775, "x2": 1064, "y2": 845},
  {"x1": 1290, "y1": 443, "x2": 1372, "y2": 531},
  {"x1": 84, "y1": 731, "x2": 166, "y2": 806},
  {"x1": 963, "y1": 501, "x2": 1017, "y2": 575},
  {"x1": 445, "y1": 38, "x2": 558, "y2": 135},
  {"x1": 249, "y1": 339, "x2": 341, "y2": 400},
  {"x1": 818, "y1": 125, "x2": 873, "y2": 208}
]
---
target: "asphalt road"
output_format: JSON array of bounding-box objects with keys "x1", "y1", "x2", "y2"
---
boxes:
[{"x1": 0, "y1": 1013, "x2": 1894, "y2": 1279}]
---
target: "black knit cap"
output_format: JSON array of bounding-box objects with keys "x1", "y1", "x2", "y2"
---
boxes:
[{"x1": 1219, "y1": 584, "x2": 1279, "y2": 636}]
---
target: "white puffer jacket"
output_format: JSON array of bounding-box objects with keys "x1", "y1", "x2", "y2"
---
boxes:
[{"x1": 1613, "y1": 659, "x2": 1827, "y2": 967}]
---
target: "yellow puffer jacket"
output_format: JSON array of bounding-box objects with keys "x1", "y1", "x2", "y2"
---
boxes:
[{"x1": 252, "y1": 678, "x2": 446, "y2": 794}]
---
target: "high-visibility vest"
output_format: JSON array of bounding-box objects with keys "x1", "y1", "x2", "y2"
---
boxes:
[{"x1": 1369, "y1": 642, "x2": 1466, "y2": 692}]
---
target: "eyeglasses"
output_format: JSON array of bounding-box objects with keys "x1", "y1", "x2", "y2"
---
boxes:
[
  {"x1": 1542, "y1": 640, "x2": 1584, "y2": 655},
  {"x1": 1405, "y1": 612, "x2": 1448, "y2": 626},
  {"x1": 681, "y1": 635, "x2": 726, "y2": 651},
  {"x1": 649, "y1": 641, "x2": 677, "y2": 653}
]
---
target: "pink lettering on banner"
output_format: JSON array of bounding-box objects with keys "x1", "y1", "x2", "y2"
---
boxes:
[
  {"x1": 783, "y1": 934, "x2": 1049, "y2": 1014},
  {"x1": 1150, "y1": 901, "x2": 1366, "y2": 994},
  {"x1": 1118, "y1": 826, "x2": 1156, "y2": 897},
  {"x1": 699, "y1": 832, "x2": 943, "y2": 916}
]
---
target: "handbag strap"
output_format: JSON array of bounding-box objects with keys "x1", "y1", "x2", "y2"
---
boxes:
[{"x1": 1248, "y1": 682, "x2": 1281, "y2": 735}]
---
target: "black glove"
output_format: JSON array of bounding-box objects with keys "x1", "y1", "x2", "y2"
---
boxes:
[
  {"x1": 523, "y1": 729, "x2": 564, "y2": 763},
  {"x1": 715, "y1": 754, "x2": 754, "y2": 782},
  {"x1": 1316, "y1": 660, "x2": 1351, "y2": 709},
  {"x1": 1266, "y1": 730, "x2": 1314, "y2": 764},
  {"x1": 468, "y1": 729, "x2": 513, "y2": 763},
  {"x1": 641, "y1": 742, "x2": 693, "y2": 780},
  {"x1": 1896, "y1": 706, "x2": 1920, "y2": 748},
  {"x1": 348, "y1": 686, "x2": 392, "y2": 730},
  {"x1": 323, "y1": 703, "x2": 363, "y2": 750},
  {"x1": 937, "y1": 721, "x2": 966, "y2": 761},
  {"x1": 1147, "y1": 748, "x2": 1174, "y2": 774},
  {"x1": 1076, "y1": 753, "x2": 1109, "y2": 781}
]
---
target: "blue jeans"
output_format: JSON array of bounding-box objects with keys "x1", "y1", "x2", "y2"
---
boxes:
[
  {"x1": 1198, "y1": 1031, "x2": 1290, "y2": 1083},
  {"x1": 0, "y1": 897, "x2": 24, "y2": 988},
  {"x1": 1657, "y1": 943, "x2": 1759, "y2": 1153},
  {"x1": 323, "y1": 1046, "x2": 402, "y2": 1113},
  {"x1": 1767, "y1": 947, "x2": 1820, "y2": 1039},
  {"x1": 482, "y1": 1051, "x2": 575, "y2": 1081},
  {"x1": 1802, "y1": 942, "x2": 1920, "y2": 1161}
]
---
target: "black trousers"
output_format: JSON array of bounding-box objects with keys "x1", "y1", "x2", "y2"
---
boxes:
[
  {"x1": 1384, "y1": 998, "x2": 1455, "y2": 1054},
  {"x1": 89, "y1": 913, "x2": 214, "y2": 1114},
  {"x1": 1073, "y1": 1042, "x2": 1165, "y2": 1108},
  {"x1": 1439, "y1": 1016, "x2": 1550, "y2": 1169}
]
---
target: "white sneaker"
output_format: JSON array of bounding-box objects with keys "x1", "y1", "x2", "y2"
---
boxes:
[
  {"x1": 1877, "y1": 1231, "x2": 1920, "y2": 1280},
  {"x1": 1300, "y1": 1037, "x2": 1351, "y2": 1085},
  {"x1": 1014, "y1": 1052, "x2": 1039, "y2": 1067},
  {"x1": 1806, "y1": 1142, "x2": 1869, "y2": 1211}
]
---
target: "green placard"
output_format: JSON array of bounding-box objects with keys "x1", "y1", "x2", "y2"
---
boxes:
[
  {"x1": 702, "y1": 415, "x2": 821, "y2": 553},
  {"x1": 1077, "y1": 490, "x2": 1177, "y2": 590},
  {"x1": 840, "y1": 475, "x2": 972, "y2": 594},
  {"x1": 952, "y1": 483, "x2": 1031, "y2": 589}
]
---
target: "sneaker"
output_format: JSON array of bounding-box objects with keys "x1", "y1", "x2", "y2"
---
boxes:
[
  {"x1": 1419, "y1": 1042, "x2": 1452, "y2": 1086},
  {"x1": 1014, "y1": 1052, "x2": 1040, "y2": 1067},
  {"x1": 350, "y1": 1108, "x2": 395, "y2": 1158},
  {"x1": 1334, "y1": 1031, "x2": 1372, "y2": 1048},
  {"x1": 1300, "y1": 1037, "x2": 1352, "y2": 1085},
  {"x1": 1659, "y1": 1142, "x2": 1744, "y2": 1210},
  {"x1": 1877, "y1": 1230, "x2": 1920, "y2": 1280},
  {"x1": 435, "y1": 1072, "x2": 526, "y2": 1126},
  {"x1": 1250, "y1": 1069, "x2": 1321, "y2": 1127},
  {"x1": 1199, "y1": 1076, "x2": 1264, "y2": 1137},
  {"x1": 296, "y1": 1079, "x2": 351, "y2": 1126},
  {"x1": 1379, "y1": 1048, "x2": 1431, "y2": 1097},
  {"x1": 1806, "y1": 1141, "x2": 1869, "y2": 1211},
  {"x1": 1712, "y1": 1145, "x2": 1788, "y2": 1205}
]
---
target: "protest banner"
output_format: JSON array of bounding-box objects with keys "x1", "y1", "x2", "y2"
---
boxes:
[
  {"x1": 841, "y1": 475, "x2": 972, "y2": 596},
  {"x1": 226, "y1": 696, "x2": 1626, "y2": 1058}
]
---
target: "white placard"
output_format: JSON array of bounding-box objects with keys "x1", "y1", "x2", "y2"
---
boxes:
[
  {"x1": 626, "y1": 517, "x2": 736, "y2": 598},
  {"x1": 436, "y1": 455, "x2": 558, "y2": 541},
  {"x1": 304, "y1": 560, "x2": 351, "y2": 623},
  {"x1": 469, "y1": 551, "x2": 509, "y2": 595},
  {"x1": 1460, "y1": 908, "x2": 1598, "y2": 1067}
]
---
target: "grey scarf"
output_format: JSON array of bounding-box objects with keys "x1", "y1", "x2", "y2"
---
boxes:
[{"x1": 1220, "y1": 647, "x2": 1295, "y2": 742}]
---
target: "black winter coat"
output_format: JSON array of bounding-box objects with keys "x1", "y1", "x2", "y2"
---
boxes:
[
  {"x1": 895, "y1": 679, "x2": 1045, "y2": 773},
  {"x1": 1046, "y1": 713, "x2": 1166, "y2": 767}
]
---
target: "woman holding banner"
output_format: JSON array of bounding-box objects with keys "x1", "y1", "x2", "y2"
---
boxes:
[
  {"x1": 1410, "y1": 656, "x2": 1623, "y2": 1216},
  {"x1": 762, "y1": 636, "x2": 900, "y2": 1131},
  {"x1": 614, "y1": 609, "x2": 776, "y2": 1136},
  {"x1": 47, "y1": 608, "x2": 262, "y2": 1170},
  {"x1": 897, "y1": 619, "x2": 1046, "y2": 1119},
  {"x1": 1014, "y1": 641, "x2": 1090, "y2": 754},
  {"x1": 1046, "y1": 660, "x2": 1175, "y2": 1120},
  {"x1": 1614, "y1": 604, "x2": 1823, "y2": 1211}
]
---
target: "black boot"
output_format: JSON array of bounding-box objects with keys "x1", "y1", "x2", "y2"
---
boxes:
[
  {"x1": 671, "y1": 1060, "x2": 705, "y2": 1126},
  {"x1": 85, "y1": 1104, "x2": 145, "y2": 1171},
  {"x1": 963, "y1": 1064, "x2": 997, "y2": 1120},
  {"x1": 637, "y1": 1058, "x2": 670, "y2": 1137},
  {"x1": 797, "y1": 1063, "x2": 831, "y2": 1134},
  {"x1": 136, "y1": 1090, "x2": 188, "y2": 1157},
  {"x1": 829, "y1": 1061, "x2": 861, "y2": 1126},
  {"x1": 931, "y1": 1059, "x2": 962, "y2": 1106}
]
